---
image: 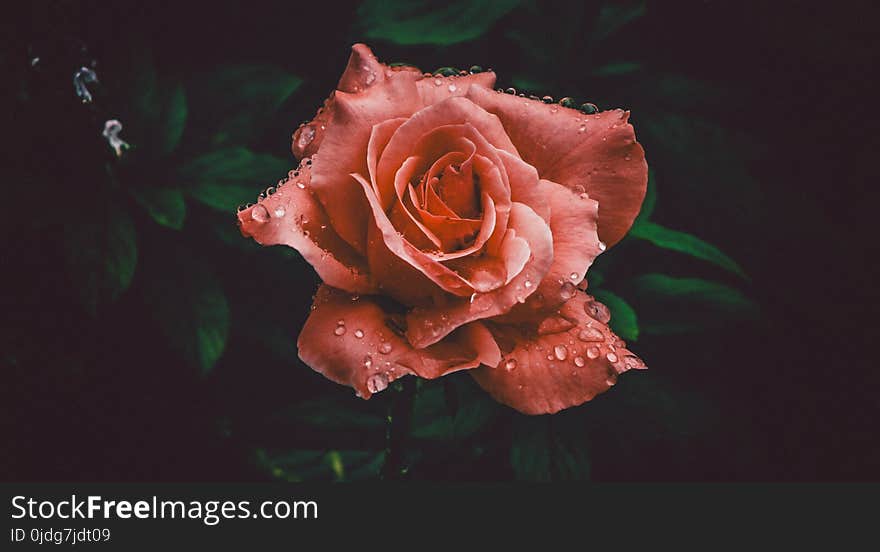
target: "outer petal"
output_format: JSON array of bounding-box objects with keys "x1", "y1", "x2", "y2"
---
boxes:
[
  {"x1": 405, "y1": 201, "x2": 554, "y2": 348},
  {"x1": 238, "y1": 161, "x2": 377, "y2": 294},
  {"x1": 297, "y1": 285, "x2": 499, "y2": 399},
  {"x1": 471, "y1": 291, "x2": 646, "y2": 415},
  {"x1": 496, "y1": 179, "x2": 603, "y2": 322},
  {"x1": 309, "y1": 72, "x2": 423, "y2": 253},
  {"x1": 466, "y1": 85, "x2": 648, "y2": 248}
]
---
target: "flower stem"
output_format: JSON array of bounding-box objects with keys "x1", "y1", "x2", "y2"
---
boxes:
[{"x1": 380, "y1": 377, "x2": 416, "y2": 480}]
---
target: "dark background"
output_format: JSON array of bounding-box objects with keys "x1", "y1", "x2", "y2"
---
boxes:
[{"x1": 2, "y1": 0, "x2": 878, "y2": 481}]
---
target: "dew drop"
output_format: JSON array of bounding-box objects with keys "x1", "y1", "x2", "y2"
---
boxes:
[
  {"x1": 587, "y1": 346, "x2": 600, "y2": 359},
  {"x1": 541, "y1": 95, "x2": 554, "y2": 103},
  {"x1": 504, "y1": 358, "x2": 517, "y2": 371},
  {"x1": 623, "y1": 355, "x2": 646, "y2": 371},
  {"x1": 579, "y1": 102, "x2": 598, "y2": 114},
  {"x1": 559, "y1": 97, "x2": 577, "y2": 109},
  {"x1": 366, "y1": 373, "x2": 389, "y2": 394},
  {"x1": 553, "y1": 344, "x2": 568, "y2": 361},
  {"x1": 448, "y1": 83, "x2": 457, "y2": 92},
  {"x1": 333, "y1": 326, "x2": 346, "y2": 336},
  {"x1": 585, "y1": 300, "x2": 611, "y2": 323},
  {"x1": 577, "y1": 327, "x2": 604, "y2": 342},
  {"x1": 363, "y1": 355, "x2": 373, "y2": 368},
  {"x1": 505, "y1": 87, "x2": 516, "y2": 95},
  {"x1": 560, "y1": 281, "x2": 577, "y2": 300},
  {"x1": 570, "y1": 272, "x2": 579, "y2": 280},
  {"x1": 574, "y1": 356, "x2": 586, "y2": 367},
  {"x1": 434, "y1": 78, "x2": 443, "y2": 86},
  {"x1": 524, "y1": 280, "x2": 533, "y2": 289},
  {"x1": 274, "y1": 206, "x2": 286, "y2": 218},
  {"x1": 250, "y1": 205, "x2": 270, "y2": 223},
  {"x1": 469, "y1": 65, "x2": 483, "y2": 74},
  {"x1": 598, "y1": 241, "x2": 607, "y2": 251},
  {"x1": 606, "y1": 352, "x2": 618, "y2": 363},
  {"x1": 364, "y1": 70, "x2": 376, "y2": 86},
  {"x1": 605, "y1": 376, "x2": 617, "y2": 387},
  {"x1": 354, "y1": 329, "x2": 365, "y2": 339},
  {"x1": 379, "y1": 342, "x2": 393, "y2": 355},
  {"x1": 296, "y1": 125, "x2": 316, "y2": 150}
]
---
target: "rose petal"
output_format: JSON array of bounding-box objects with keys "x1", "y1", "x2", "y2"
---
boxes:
[
  {"x1": 309, "y1": 72, "x2": 423, "y2": 253},
  {"x1": 471, "y1": 290, "x2": 646, "y2": 415},
  {"x1": 376, "y1": 97, "x2": 519, "y2": 196},
  {"x1": 416, "y1": 71, "x2": 497, "y2": 106},
  {"x1": 298, "y1": 285, "x2": 498, "y2": 398},
  {"x1": 353, "y1": 174, "x2": 477, "y2": 302},
  {"x1": 496, "y1": 179, "x2": 602, "y2": 322},
  {"x1": 405, "y1": 201, "x2": 553, "y2": 348},
  {"x1": 238, "y1": 162, "x2": 377, "y2": 294},
  {"x1": 467, "y1": 85, "x2": 647, "y2": 248}
]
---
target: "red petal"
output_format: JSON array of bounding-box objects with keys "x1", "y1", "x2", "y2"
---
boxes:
[
  {"x1": 237, "y1": 161, "x2": 377, "y2": 294},
  {"x1": 471, "y1": 290, "x2": 646, "y2": 415},
  {"x1": 309, "y1": 73, "x2": 423, "y2": 253},
  {"x1": 466, "y1": 85, "x2": 648, "y2": 248},
  {"x1": 496, "y1": 179, "x2": 603, "y2": 322},
  {"x1": 405, "y1": 201, "x2": 554, "y2": 348},
  {"x1": 298, "y1": 285, "x2": 498, "y2": 398}
]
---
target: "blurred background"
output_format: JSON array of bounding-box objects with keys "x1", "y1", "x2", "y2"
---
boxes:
[{"x1": 2, "y1": 0, "x2": 878, "y2": 481}]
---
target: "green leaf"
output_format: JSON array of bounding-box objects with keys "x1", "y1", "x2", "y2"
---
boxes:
[
  {"x1": 592, "y1": 61, "x2": 642, "y2": 76},
  {"x1": 129, "y1": 186, "x2": 186, "y2": 230},
  {"x1": 590, "y1": 1, "x2": 646, "y2": 43},
  {"x1": 358, "y1": 0, "x2": 521, "y2": 45},
  {"x1": 188, "y1": 65, "x2": 302, "y2": 147},
  {"x1": 159, "y1": 84, "x2": 187, "y2": 155},
  {"x1": 178, "y1": 148, "x2": 289, "y2": 212},
  {"x1": 411, "y1": 376, "x2": 497, "y2": 440},
  {"x1": 255, "y1": 448, "x2": 383, "y2": 482},
  {"x1": 628, "y1": 274, "x2": 758, "y2": 334},
  {"x1": 272, "y1": 398, "x2": 384, "y2": 431},
  {"x1": 629, "y1": 221, "x2": 748, "y2": 279},
  {"x1": 591, "y1": 289, "x2": 639, "y2": 342},
  {"x1": 144, "y1": 255, "x2": 229, "y2": 374},
  {"x1": 510, "y1": 418, "x2": 551, "y2": 481},
  {"x1": 510, "y1": 418, "x2": 590, "y2": 481},
  {"x1": 63, "y1": 201, "x2": 137, "y2": 316}
]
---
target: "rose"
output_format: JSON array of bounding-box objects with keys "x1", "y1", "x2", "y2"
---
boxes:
[{"x1": 238, "y1": 44, "x2": 648, "y2": 414}]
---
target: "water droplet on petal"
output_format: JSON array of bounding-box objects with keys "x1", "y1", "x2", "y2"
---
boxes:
[
  {"x1": 379, "y1": 342, "x2": 393, "y2": 355},
  {"x1": 570, "y1": 272, "x2": 579, "y2": 280},
  {"x1": 559, "y1": 97, "x2": 577, "y2": 109},
  {"x1": 577, "y1": 327, "x2": 604, "y2": 342},
  {"x1": 274, "y1": 206, "x2": 286, "y2": 217},
  {"x1": 504, "y1": 358, "x2": 517, "y2": 371},
  {"x1": 366, "y1": 373, "x2": 389, "y2": 394},
  {"x1": 541, "y1": 95, "x2": 554, "y2": 103},
  {"x1": 579, "y1": 102, "x2": 598, "y2": 114},
  {"x1": 585, "y1": 300, "x2": 611, "y2": 323},
  {"x1": 598, "y1": 241, "x2": 607, "y2": 251},
  {"x1": 448, "y1": 83, "x2": 457, "y2": 92},
  {"x1": 354, "y1": 329, "x2": 365, "y2": 339},
  {"x1": 505, "y1": 87, "x2": 516, "y2": 95},
  {"x1": 250, "y1": 205, "x2": 270, "y2": 222},
  {"x1": 296, "y1": 181, "x2": 306, "y2": 189},
  {"x1": 524, "y1": 280, "x2": 533, "y2": 288},
  {"x1": 296, "y1": 125, "x2": 316, "y2": 150},
  {"x1": 469, "y1": 65, "x2": 483, "y2": 74},
  {"x1": 553, "y1": 344, "x2": 568, "y2": 361},
  {"x1": 587, "y1": 346, "x2": 600, "y2": 359},
  {"x1": 334, "y1": 326, "x2": 346, "y2": 336},
  {"x1": 434, "y1": 78, "x2": 443, "y2": 86},
  {"x1": 623, "y1": 355, "x2": 646, "y2": 370},
  {"x1": 560, "y1": 281, "x2": 577, "y2": 300},
  {"x1": 363, "y1": 355, "x2": 373, "y2": 368},
  {"x1": 606, "y1": 352, "x2": 618, "y2": 363},
  {"x1": 364, "y1": 70, "x2": 376, "y2": 86},
  {"x1": 574, "y1": 356, "x2": 586, "y2": 367}
]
